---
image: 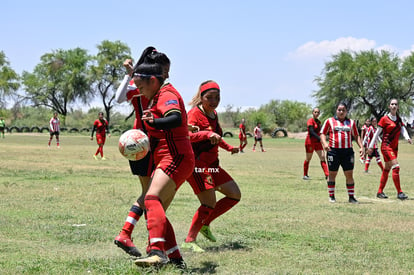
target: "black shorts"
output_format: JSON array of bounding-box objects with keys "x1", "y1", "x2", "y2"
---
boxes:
[
  {"x1": 326, "y1": 148, "x2": 355, "y2": 172},
  {"x1": 128, "y1": 152, "x2": 153, "y2": 177},
  {"x1": 50, "y1": 131, "x2": 59, "y2": 136},
  {"x1": 255, "y1": 137, "x2": 262, "y2": 142},
  {"x1": 0, "y1": 127, "x2": 4, "y2": 132}
]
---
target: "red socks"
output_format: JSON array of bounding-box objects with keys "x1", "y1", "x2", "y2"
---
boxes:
[
  {"x1": 203, "y1": 197, "x2": 239, "y2": 226},
  {"x1": 121, "y1": 205, "x2": 143, "y2": 237},
  {"x1": 303, "y1": 160, "x2": 309, "y2": 176},
  {"x1": 144, "y1": 195, "x2": 166, "y2": 252},
  {"x1": 392, "y1": 166, "x2": 402, "y2": 193},
  {"x1": 320, "y1": 161, "x2": 329, "y2": 177},
  {"x1": 378, "y1": 169, "x2": 390, "y2": 193},
  {"x1": 185, "y1": 205, "x2": 214, "y2": 242}
]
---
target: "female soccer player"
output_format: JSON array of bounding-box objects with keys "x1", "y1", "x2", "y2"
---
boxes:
[
  {"x1": 368, "y1": 99, "x2": 412, "y2": 200},
  {"x1": 362, "y1": 117, "x2": 384, "y2": 173},
  {"x1": 181, "y1": 80, "x2": 240, "y2": 253},
  {"x1": 132, "y1": 49, "x2": 194, "y2": 267},
  {"x1": 320, "y1": 102, "x2": 363, "y2": 203},
  {"x1": 90, "y1": 112, "x2": 110, "y2": 160},
  {"x1": 360, "y1": 118, "x2": 371, "y2": 163},
  {"x1": 252, "y1": 122, "x2": 266, "y2": 152},
  {"x1": 113, "y1": 47, "x2": 170, "y2": 259},
  {"x1": 303, "y1": 107, "x2": 329, "y2": 180},
  {"x1": 239, "y1": 118, "x2": 247, "y2": 152},
  {"x1": 48, "y1": 112, "x2": 60, "y2": 148}
]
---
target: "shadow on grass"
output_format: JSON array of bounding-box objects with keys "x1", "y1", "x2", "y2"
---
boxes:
[
  {"x1": 205, "y1": 240, "x2": 252, "y2": 252},
  {"x1": 189, "y1": 261, "x2": 219, "y2": 274}
]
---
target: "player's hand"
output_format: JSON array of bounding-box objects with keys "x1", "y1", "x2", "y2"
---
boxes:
[
  {"x1": 142, "y1": 110, "x2": 154, "y2": 124},
  {"x1": 108, "y1": 134, "x2": 111, "y2": 138},
  {"x1": 231, "y1": 147, "x2": 239, "y2": 154},
  {"x1": 123, "y1": 59, "x2": 134, "y2": 76},
  {"x1": 90, "y1": 136, "x2": 93, "y2": 140},
  {"x1": 209, "y1": 132, "x2": 221, "y2": 145},
  {"x1": 408, "y1": 139, "x2": 412, "y2": 144},
  {"x1": 367, "y1": 148, "x2": 373, "y2": 155},
  {"x1": 188, "y1": 124, "x2": 200, "y2": 133}
]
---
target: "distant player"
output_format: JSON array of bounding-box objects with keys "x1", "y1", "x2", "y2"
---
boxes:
[
  {"x1": 48, "y1": 112, "x2": 60, "y2": 148},
  {"x1": 368, "y1": 99, "x2": 412, "y2": 200},
  {"x1": 303, "y1": 108, "x2": 329, "y2": 180},
  {"x1": 362, "y1": 117, "x2": 384, "y2": 173},
  {"x1": 360, "y1": 118, "x2": 371, "y2": 163},
  {"x1": 252, "y1": 122, "x2": 265, "y2": 152},
  {"x1": 239, "y1": 118, "x2": 247, "y2": 152},
  {"x1": 90, "y1": 112, "x2": 110, "y2": 160},
  {"x1": 0, "y1": 117, "x2": 5, "y2": 138}
]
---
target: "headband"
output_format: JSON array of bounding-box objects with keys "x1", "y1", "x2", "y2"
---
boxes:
[{"x1": 200, "y1": 82, "x2": 220, "y2": 96}]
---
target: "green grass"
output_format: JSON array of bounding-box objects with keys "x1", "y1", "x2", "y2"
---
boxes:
[{"x1": 1, "y1": 133, "x2": 414, "y2": 274}]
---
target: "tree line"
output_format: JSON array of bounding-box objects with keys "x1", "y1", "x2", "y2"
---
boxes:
[{"x1": 1, "y1": 43, "x2": 413, "y2": 132}]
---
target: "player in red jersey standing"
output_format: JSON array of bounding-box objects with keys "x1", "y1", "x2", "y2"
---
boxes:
[
  {"x1": 368, "y1": 99, "x2": 412, "y2": 200},
  {"x1": 48, "y1": 112, "x2": 60, "y2": 148},
  {"x1": 239, "y1": 118, "x2": 247, "y2": 152},
  {"x1": 320, "y1": 102, "x2": 363, "y2": 203},
  {"x1": 90, "y1": 112, "x2": 110, "y2": 160},
  {"x1": 132, "y1": 48, "x2": 194, "y2": 268},
  {"x1": 181, "y1": 80, "x2": 240, "y2": 253},
  {"x1": 362, "y1": 117, "x2": 384, "y2": 173},
  {"x1": 303, "y1": 107, "x2": 329, "y2": 180},
  {"x1": 113, "y1": 47, "x2": 170, "y2": 259}
]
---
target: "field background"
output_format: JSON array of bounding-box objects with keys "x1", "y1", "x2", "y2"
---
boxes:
[{"x1": 1, "y1": 133, "x2": 414, "y2": 274}]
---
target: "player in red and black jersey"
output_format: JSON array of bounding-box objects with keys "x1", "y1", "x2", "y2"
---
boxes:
[
  {"x1": 368, "y1": 99, "x2": 412, "y2": 200},
  {"x1": 303, "y1": 108, "x2": 329, "y2": 180},
  {"x1": 320, "y1": 102, "x2": 363, "y2": 203},
  {"x1": 181, "y1": 80, "x2": 240, "y2": 253},
  {"x1": 362, "y1": 117, "x2": 384, "y2": 173},
  {"x1": 90, "y1": 112, "x2": 110, "y2": 160},
  {"x1": 132, "y1": 48, "x2": 194, "y2": 268}
]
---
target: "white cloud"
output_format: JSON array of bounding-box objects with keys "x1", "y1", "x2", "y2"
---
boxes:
[{"x1": 288, "y1": 37, "x2": 377, "y2": 60}]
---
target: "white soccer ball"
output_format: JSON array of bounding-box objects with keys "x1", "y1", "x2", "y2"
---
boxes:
[{"x1": 118, "y1": 129, "x2": 149, "y2": 161}]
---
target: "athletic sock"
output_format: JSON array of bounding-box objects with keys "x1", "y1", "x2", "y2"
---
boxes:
[
  {"x1": 164, "y1": 217, "x2": 181, "y2": 259},
  {"x1": 185, "y1": 205, "x2": 214, "y2": 242},
  {"x1": 303, "y1": 160, "x2": 309, "y2": 177},
  {"x1": 327, "y1": 181, "x2": 335, "y2": 197},
  {"x1": 392, "y1": 166, "x2": 402, "y2": 193},
  {"x1": 320, "y1": 161, "x2": 329, "y2": 177},
  {"x1": 378, "y1": 169, "x2": 390, "y2": 193},
  {"x1": 346, "y1": 183, "x2": 355, "y2": 197},
  {"x1": 144, "y1": 195, "x2": 166, "y2": 252},
  {"x1": 377, "y1": 157, "x2": 384, "y2": 171},
  {"x1": 121, "y1": 205, "x2": 143, "y2": 237},
  {"x1": 365, "y1": 157, "x2": 371, "y2": 171},
  {"x1": 203, "y1": 197, "x2": 239, "y2": 226}
]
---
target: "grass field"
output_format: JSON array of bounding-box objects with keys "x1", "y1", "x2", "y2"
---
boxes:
[{"x1": 1, "y1": 133, "x2": 414, "y2": 274}]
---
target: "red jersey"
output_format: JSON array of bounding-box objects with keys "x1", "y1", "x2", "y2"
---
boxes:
[
  {"x1": 188, "y1": 106, "x2": 233, "y2": 166},
  {"x1": 321, "y1": 117, "x2": 358, "y2": 149},
  {"x1": 239, "y1": 123, "x2": 246, "y2": 138},
  {"x1": 93, "y1": 119, "x2": 109, "y2": 135},
  {"x1": 126, "y1": 80, "x2": 149, "y2": 130},
  {"x1": 144, "y1": 82, "x2": 192, "y2": 156},
  {"x1": 306, "y1": 117, "x2": 321, "y2": 143},
  {"x1": 378, "y1": 114, "x2": 404, "y2": 150},
  {"x1": 49, "y1": 117, "x2": 60, "y2": 132}
]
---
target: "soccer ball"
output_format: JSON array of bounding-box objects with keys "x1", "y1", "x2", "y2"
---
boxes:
[{"x1": 118, "y1": 129, "x2": 149, "y2": 161}]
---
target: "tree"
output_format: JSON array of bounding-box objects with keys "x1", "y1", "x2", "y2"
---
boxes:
[
  {"x1": 21, "y1": 48, "x2": 91, "y2": 124},
  {"x1": 314, "y1": 50, "x2": 414, "y2": 121},
  {"x1": 0, "y1": 51, "x2": 20, "y2": 108},
  {"x1": 89, "y1": 40, "x2": 131, "y2": 122}
]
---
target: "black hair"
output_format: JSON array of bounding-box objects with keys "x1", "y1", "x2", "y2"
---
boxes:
[
  {"x1": 133, "y1": 46, "x2": 170, "y2": 84},
  {"x1": 336, "y1": 102, "x2": 348, "y2": 110}
]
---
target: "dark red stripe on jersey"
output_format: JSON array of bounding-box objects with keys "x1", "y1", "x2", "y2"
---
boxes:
[
  {"x1": 385, "y1": 118, "x2": 401, "y2": 146},
  {"x1": 165, "y1": 131, "x2": 178, "y2": 156},
  {"x1": 193, "y1": 169, "x2": 207, "y2": 192},
  {"x1": 164, "y1": 154, "x2": 184, "y2": 177}
]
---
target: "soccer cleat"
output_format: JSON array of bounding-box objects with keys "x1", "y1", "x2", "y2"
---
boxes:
[
  {"x1": 200, "y1": 225, "x2": 216, "y2": 242},
  {"x1": 303, "y1": 175, "x2": 310, "y2": 180},
  {"x1": 359, "y1": 158, "x2": 365, "y2": 164},
  {"x1": 114, "y1": 234, "x2": 142, "y2": 257},
  {"x1": 181, "y1": 241, "x2": 205, "y2": 253},
  {"x1": 240, "y1": 150, "x2": 244, "y2": 153},
  {"x1": 101, "y1": 156, "x2": 107, "y2": 161},
  {"x1": 252, "y1": 148, "x2": 256, "y2": 152},
  {"x1": 93, "y1": 155, "x2": 98, "y2": 160},
  {"x1": 397, "y1": 192, "x2": 408, "y2": 200},
  {"x1": 376, "y1": 192, "x2": 388, "y2": 199},
  {"x1": 348, "y1": 196, "x2": 359, "y2": 204},
  {"x1": 168, "y1": 257, "x2": 187, "y2": 270},
  {"x1": 261, "y1": 149, "x2": 266, "y2": 152},
  {"x1": 134, "y1": 249, "x2": 169, "y2": 267},
  {"x1": 329, "y1": 196, "x2": 336, "y2": 203}
]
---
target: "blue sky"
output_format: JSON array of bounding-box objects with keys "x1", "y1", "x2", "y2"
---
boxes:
[{"x1": 2, "y1": 0, "x2": 414, "y2": 113}]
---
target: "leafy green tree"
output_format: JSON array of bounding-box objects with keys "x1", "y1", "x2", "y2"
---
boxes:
[
  {"x1": 21, "y1": 48, "x2": 91, "y2": 124},
  {"x1": 0, "y1": 51, "x2": 20, "y2": 108},
  {"x1": 89, "y1": 40, "x2": 131, "y2": 122},
  {"x1": 314, "y1": 50, "x2": 414, "y2": 121}
]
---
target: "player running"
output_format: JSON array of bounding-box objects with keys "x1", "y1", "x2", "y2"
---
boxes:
[
  {"x1": 368, "y1": 99, "x2": 412, "y2": 200},
  {"x1": 90, "y1": 112, "x2": 110, "y2": 160},
  {"x1": 181, "y1": 80, "x2": 240, "y2": 253},
  {"x1": 303, "y1": 107, "x2": 329, "y2": 180}
]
